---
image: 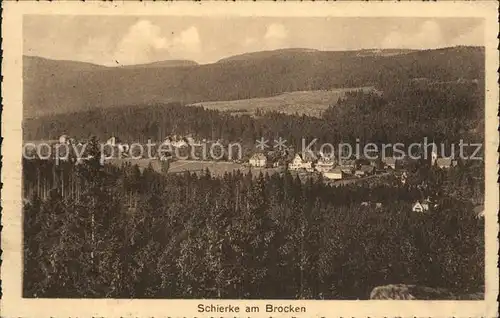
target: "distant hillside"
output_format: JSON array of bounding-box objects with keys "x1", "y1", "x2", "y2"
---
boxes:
[
  {"x1": 216, "y1": 48, "x2": 321, "y2": 63},
  {"x1": 118, "y1": 60, "x2": 199, "y2": 69},
  {"x1": 23, "y1": 46, "x2": 484, "y2": 118},
  {"x1": 24, "y1": 55, "x2": 107, "y2": 71},
  {"x1": 354, "y1": 48, "x2": 416, "y2": 57},
  {"x1": 217, "y1": 48, "x2": 415, "y2": 63}
]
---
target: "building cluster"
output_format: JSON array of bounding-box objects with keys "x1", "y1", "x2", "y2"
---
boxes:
[
  {"x1": 162, "y1": 134, "x2": 207, "y2": 148},
  {"x1": 249, "y1": 151, "x2": 398, "y2": 181},
  {"x1": 35, "y1": 134, "x2": 482, "y2": 218},
  {"x1": 248, "y1": 148, "x2": 460, "y2": 183}
]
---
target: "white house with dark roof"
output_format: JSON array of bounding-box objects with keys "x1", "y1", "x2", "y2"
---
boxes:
[
  {"x1": 412, "y1": 201, "x2": 430, "y2": 213},
  {"x1": 59, "y1": 134, "x2": 70, "y2": 144},
  {"x1": 473, "y1": 205, "x2": 485, "y2": 219},
  {"x1": 435, "y1": 158, "x2": 458, "y2": 169},
  {"x1": 249, "y1": 153, "x2": 268, "y2": 167},
  {"x1": 355, "y1": 165, "x2": 375, "y2": 177},
  {"x1": 106, "y1": 136, "x2": 119, "y2": 147},
  {"x1": 288, "y1": 153, "x2": 315, "y2": 171},
  {"x1": 337, "y1": 160, "x2": 354, "y2": 174},
  {"x1": 315, "y1": 155, "x2": 336, "y2": 173}
]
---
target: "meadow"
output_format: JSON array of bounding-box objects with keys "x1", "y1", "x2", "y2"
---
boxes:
[
  {"x1": 107, "y1": 158, "x2": 284, "y2": 177},
  {"x1": 188, "y1": 88, "x2": 375, "y2": 117}
]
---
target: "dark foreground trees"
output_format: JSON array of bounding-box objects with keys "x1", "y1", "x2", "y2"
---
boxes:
[{"x1": 23, "y1": 157, "x2": 484, "y2": 299}]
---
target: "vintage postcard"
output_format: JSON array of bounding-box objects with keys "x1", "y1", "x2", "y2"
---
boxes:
[{"x1": 1, "y1": 1, "x2": 498, "y2": 317}]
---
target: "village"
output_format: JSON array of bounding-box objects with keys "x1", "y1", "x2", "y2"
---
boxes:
[
  {"x1": 23, "y1": 132, "x2": 483, "y2": 217},
  {"x1": 245, "y1": 146, "x2": 472, "y2": 215}
]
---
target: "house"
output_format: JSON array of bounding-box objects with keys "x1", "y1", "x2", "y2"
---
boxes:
[
  {"x1": 106, "y1": 136, "x2": 119, "y2": 147},
  {"x1": 375, "y1": 202, "x2": 383, "y2": 209},
  {"x1": 354, "y1": 170, "x2": 364, "y2": 178},
  {"x1": 288, "y1": 153, "x2": 314, "y2": 171},
  {"x1": 431, "y1": 148, "x2": 438, "y2": 166},
  {"x1": 473, "y1": 205, "x2": 485, "y2": 219},
  {"x1": 339, "y1": 159, "x2": 356, "y2": 174},
  {"x1": 59, "y1": 134, "x2": 69, "y2": 144},
  {"x1": 340, "y1": 167, "x2": 353, "y2": 174},
  {"x1": 185, "y1": 136, "x2": 203, "y2": 146},
  {"x1": 163, "y1": 135, "x2": 188, "y2": 148},
  {"x1": 383, "y1": 157, "x2": 400, "y2": 170},
  {"x1": 412, "y1": 201, "x2": 430, "y2": 213},
  {"x1": 185, "y1": 136, "x2": 196, "y2": 145},
  {"x1": 162, "y1": 136, "x2": 175, "y2": 147},
  {"x1": 355, "y1": 165, "x2": 375, "y2": 177},
  {"x1": 249, "y1": 153, "x2": 267, "y2": 167},
  {"x1": 315, "y1": 156, "x2": 336, "y2": 173},
  {"x1": 323, "y1": 168, "x2": 344, "y2": 180},
  {"x1": 172, "y1": 139, "x2": 188, "y2": 148},
  {"x1": 435, "y1": 158, "x2": 458, "y2": 169},
  {"x1": 400, "y1": 171, "x2": 408, "y2": 185},
  {"x1": 361, "y1": 201, "x2": 370, "y2": 207},
  {"x1": 340, "y1": 159, "x2": 356, "y2": 168}
]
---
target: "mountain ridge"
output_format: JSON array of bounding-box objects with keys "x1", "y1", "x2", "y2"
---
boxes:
[{"x1": 23, "y1": 46, "x2": 484, "y2": 118}]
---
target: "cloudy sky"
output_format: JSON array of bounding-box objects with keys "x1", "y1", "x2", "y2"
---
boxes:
[{"x1": 24, "y1": 16, "x2": 484, "y2": 66}]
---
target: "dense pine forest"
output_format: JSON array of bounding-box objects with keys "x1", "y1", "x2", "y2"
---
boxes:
[{"x1": 23, "y1": 139, "x2": 484, "y2": 299}]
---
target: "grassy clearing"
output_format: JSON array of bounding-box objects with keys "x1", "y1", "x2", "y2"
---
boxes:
[
  {"x1": 107, "y1": 158, "x2": 284, "y2": 177},
  {"x1": 188, "y1": 88, "x2": 375, "y2": 117},
  {"x1": 168, "y1": 160, "x2": 284, "y2": 177}
]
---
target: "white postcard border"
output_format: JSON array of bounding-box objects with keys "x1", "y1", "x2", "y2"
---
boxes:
[{"x1": 1, "y1": 2, "x2": 498, "y2": 317}]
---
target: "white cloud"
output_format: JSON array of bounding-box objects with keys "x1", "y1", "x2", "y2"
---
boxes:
[
  {"x1": 173, "y1": 26, "x2": 201, "y2": 54},
  {"x1": 449, "y1": 24, "x2": 484, "y2": 47},
  {"x1": 242, "y1": 37, "x2": 257, "y2": 47},
  {"x1": 264, "y1": 23, "x2": 288, "y2": 49},
  {"x1": 114, "y1": 20, "x2": 169, "y2": 64},
  {"x1": 381, "y1": 20, "x2": 443, "y2": 49},
  {"x1": 113, "y1": 20, "x2": 201, "y2": 65},
  {"x1": 77, "y1": 36, "x2": 116, "y2": 66},
  {"x1": 265, "y1": 23, "x2": 288, "y2": 41}
]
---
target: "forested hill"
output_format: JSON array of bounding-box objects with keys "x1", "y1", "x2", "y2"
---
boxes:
[
  {"x1": 23, "y1": 80, "x2": 484, "y2": 147},
  {"x1": 23, "y1": 46, "x2": 484, "y2": 118}
]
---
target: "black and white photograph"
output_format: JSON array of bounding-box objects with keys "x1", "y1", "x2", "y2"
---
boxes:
[{"x1": 1, "y1": 2, "x2": 498, "y2": 317}]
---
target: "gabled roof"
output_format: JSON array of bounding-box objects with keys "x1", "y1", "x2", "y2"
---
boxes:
[
  {"x1": 413, "y1": 201, "x2": 429, "y2": 211},
  {"x1": 412, "y1": 202, "x2": 423, "y2": 209},
  {"x1": 317, "y1": 156, "x2": 335, "y2": 164},
  {"x1": 295, "y1": 152, "x2": 316, "y2": 162},
  {"x1": 473, "y1": 205, "x2": 485, "y2": 218}
]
